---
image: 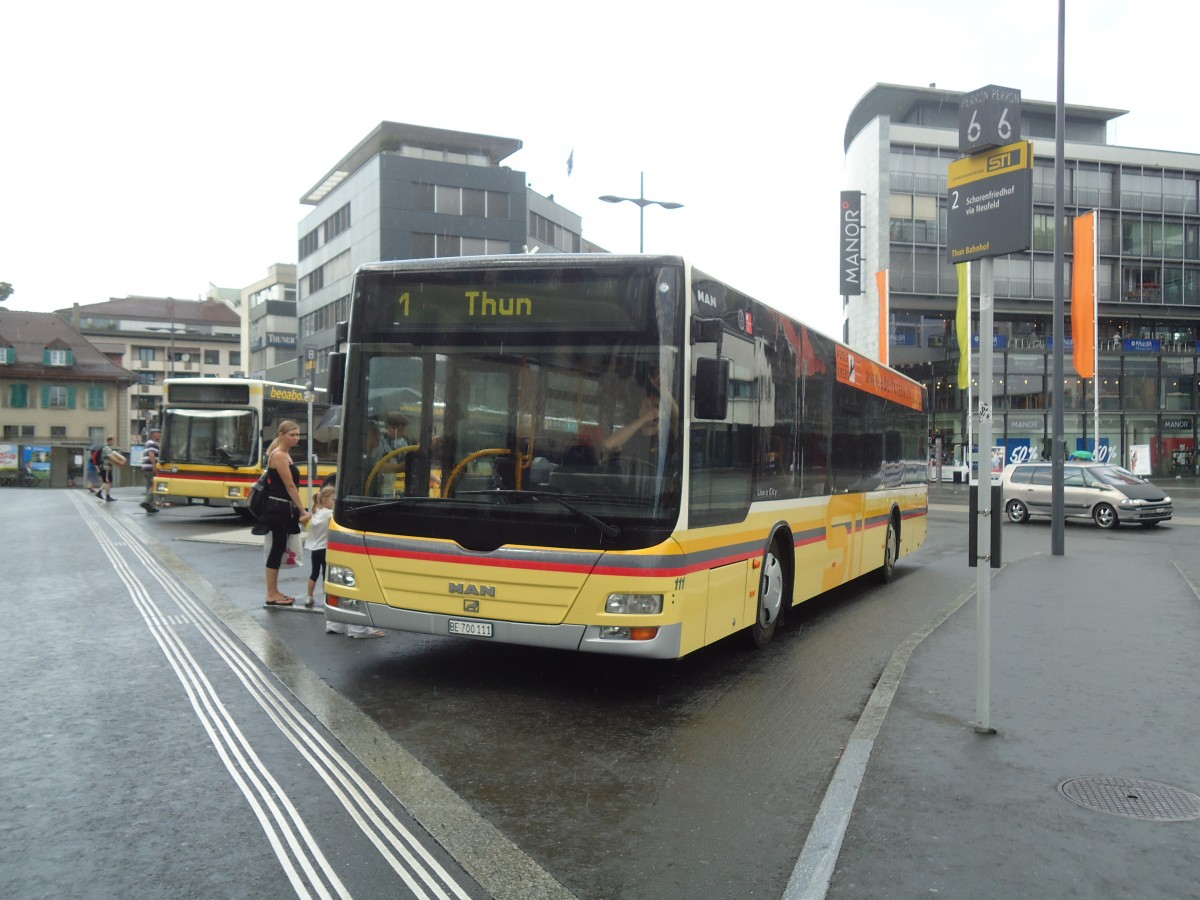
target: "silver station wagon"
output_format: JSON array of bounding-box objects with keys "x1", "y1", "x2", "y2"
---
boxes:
[{"x1": 1001, "y1": 462, "x2": 1173, "y2": 529}]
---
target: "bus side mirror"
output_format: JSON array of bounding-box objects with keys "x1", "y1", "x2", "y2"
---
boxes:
[
  {"x1": 327, "y1": 352, "x2": 346, "y2": 403},
  {"x1": 694, "y1": 357, "x2": 729, "y2": 420},
  {"x1": 692, "y1": 316, "x2": 723, "y2": 345}
]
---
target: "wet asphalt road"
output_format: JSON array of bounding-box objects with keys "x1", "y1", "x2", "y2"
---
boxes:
[
  {"x1": 133, "y1": 496, "x2": 983, "y2": 899},
  {"x1": 5, "y1": 485, "x2": 1198, "y2": 898}
]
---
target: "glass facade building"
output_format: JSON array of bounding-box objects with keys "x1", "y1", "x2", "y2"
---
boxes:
[{"x1": 844, "y1": 84, "x2": 1200, "y2": 477}]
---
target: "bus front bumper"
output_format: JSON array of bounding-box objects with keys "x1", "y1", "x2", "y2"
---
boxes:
[{"x1": 324, "y1": 600, "x2": 684, "y2": 659}]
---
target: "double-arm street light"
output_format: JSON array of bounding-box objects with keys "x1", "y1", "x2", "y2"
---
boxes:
[{"x1": 599, "y1": 171, "x2": 684, "y2": 253}]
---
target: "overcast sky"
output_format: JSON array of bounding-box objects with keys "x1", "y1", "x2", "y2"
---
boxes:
[{"x1": 1, "y1": 1, "x2": 1192, "y2": 339}]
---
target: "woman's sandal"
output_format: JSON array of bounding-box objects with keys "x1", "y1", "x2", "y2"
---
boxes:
[{"x1": 265, "y1": 596, "x2": 295, "y2": 606}]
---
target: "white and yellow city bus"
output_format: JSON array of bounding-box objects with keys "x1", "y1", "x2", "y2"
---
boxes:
[
  {"x1": 155, "y1": 378, "x2": 336, "y2": 516},
  {"x1": 323, "y1": 256, "x2": 927, "y2": 658}
]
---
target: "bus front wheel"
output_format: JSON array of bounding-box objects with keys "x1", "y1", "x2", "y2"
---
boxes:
[
  {"x1": 877, "y1": 514, "x2": 899, "y2": 584},
  {"x1": 749, "y1": 540, "x2": 787, "y2": 649}
]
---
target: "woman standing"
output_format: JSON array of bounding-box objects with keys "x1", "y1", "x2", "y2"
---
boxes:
[{"x1": 261, "y1": 420, "x2": 312, "y2": 605}]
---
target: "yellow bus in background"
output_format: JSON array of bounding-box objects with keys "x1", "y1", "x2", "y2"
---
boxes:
[
  {"x1": 323, "y1": 255, "x2": 927, "y2": 658},
  {"x1": 156, "y1": 378, "x2": 336, "y2": 517}
]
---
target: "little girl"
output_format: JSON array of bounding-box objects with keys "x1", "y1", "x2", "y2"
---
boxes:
[
  {"x1": 304, "y1": 486, "x2": 335, "y2": 606},
  {"x1": 313, "y1": 486, "x2": 383, "y2": 639}
]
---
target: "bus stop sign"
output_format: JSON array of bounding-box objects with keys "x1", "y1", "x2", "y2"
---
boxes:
[
  {"x1": 958, "y1": 84, "x2": 1021, "y2": 154},
  {"x1": 946, "y1": 140, "x2": 1033, "y2": 264}
]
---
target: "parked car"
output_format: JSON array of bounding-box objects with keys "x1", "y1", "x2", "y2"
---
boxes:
[{"x1": 1000, "y1": 461, "x2": 1172, "y2": 529}]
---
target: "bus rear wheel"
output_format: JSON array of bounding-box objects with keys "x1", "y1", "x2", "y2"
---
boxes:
[{"x1": 749, "y1": 540, "x2": 787, "y2": 649}]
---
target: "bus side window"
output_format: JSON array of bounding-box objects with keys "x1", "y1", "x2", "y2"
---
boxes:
[{"x1": 689, "y1": 422, "x2": 753, "y2": 527}]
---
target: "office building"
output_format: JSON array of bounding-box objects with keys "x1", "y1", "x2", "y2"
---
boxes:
[
  {"x1": 844, "y1": 83, "x2": 1200, "y2": 476},
  {"x1": 289, "y1": 122, "x2": 589, "y2": 388},
  {"x1": 241, "y1": 263, "x2": 298, "y2": 380}
]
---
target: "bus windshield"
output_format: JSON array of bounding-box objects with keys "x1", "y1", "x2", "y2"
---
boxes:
[
  {"x1": 161, "y1": 408, "x2": 257, "y2": 467},
  {"x1": 338, "y1": 263, "x2": 685, "y2": 552}
]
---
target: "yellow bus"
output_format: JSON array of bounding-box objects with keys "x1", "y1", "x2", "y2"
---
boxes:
[
  {"x1": 155, "y1": 378, "x2": 337, "y2": 517},
  {"x1": 323, "y1": 256, "x2": 927, "y2": 658}
]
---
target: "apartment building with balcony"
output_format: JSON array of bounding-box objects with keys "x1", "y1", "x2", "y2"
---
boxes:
[{"x1": 60, "y1": 296, "x2": 242, "y2": 439}]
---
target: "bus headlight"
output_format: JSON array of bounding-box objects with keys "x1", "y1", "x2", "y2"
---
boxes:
[
  {"x1": 327, "y1": 565, "x2": 357, "y2": 588},
  {"x1": 605, "y1": 593, "x2": 663, "y2": 615}
]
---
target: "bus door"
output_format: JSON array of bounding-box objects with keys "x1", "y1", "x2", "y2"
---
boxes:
[
  {"x1": 360, "y1": 354, "x2": 439, "y2": 498},
  {"x1": 443, "y1": 359, "x2": 521, "y2": 496}
]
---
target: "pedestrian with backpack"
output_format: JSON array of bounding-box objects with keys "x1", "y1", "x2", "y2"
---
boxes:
[
  {"x1": 256, "y1": 420, "x2": 312, "y2": 606},
  {"x1": 97, "y1": 436, "x2": 118, "y2": 502},
  {"x1": 87, "y1": 445, "x2": 103, "y2": 492},
  {"x1": 140, "y1": 428, "x2": 160, "y2": 513}
]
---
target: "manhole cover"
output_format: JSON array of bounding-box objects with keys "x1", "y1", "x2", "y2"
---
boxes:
[{"x1": 1059, "y1": 776, "x2": 1200, "y2": 822}]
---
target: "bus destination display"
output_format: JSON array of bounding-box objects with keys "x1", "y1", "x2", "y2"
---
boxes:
[{"x1": 367, "y1": 275, "x2": 649, "y2": 333}]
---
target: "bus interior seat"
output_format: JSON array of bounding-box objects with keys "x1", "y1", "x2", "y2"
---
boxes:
[{"x1": 528, "y1": 456, "x2": 557, "y2": 486}]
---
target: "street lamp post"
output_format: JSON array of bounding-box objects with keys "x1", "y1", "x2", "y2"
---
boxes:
[{"x1": 599, "y1": 172, "x2": 683, "y2": 252}]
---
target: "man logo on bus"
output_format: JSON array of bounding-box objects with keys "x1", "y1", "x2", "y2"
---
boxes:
[{"x1": 449, "y1": 583, "x2": 496, "y2": 598}]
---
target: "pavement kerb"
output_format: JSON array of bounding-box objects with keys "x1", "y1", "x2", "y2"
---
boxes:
[
  {"x1": 782, "y1": 577, "x2": 986, "y2": 900},
  {"x1": 1172, "y1": 558, "x2": 1200, "y2": 597}
]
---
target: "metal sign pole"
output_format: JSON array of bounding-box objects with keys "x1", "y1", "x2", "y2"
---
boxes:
[
  {"x1": 304, "y1": 345, "x2": 316, "y2": 506},
  {"x1": 950, "y1": 85, "x2": 1030, "y2": 738},
  {"x1": 306, "y1": 384, "x2": 314, "y2": 505},
  {"x1": 975, "y1": 257, "x2": 996, "y2": 734}
]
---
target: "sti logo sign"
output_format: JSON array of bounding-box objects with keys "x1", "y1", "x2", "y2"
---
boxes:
[{"x1": 840, "y1": 191, "x2": 863, "y2": 296}]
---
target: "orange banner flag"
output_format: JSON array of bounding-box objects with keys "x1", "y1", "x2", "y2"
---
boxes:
[
  {"x1": 1071, "y1": 211, "x2": 1096, "y2": 379},
  {"x1": 876, "y1": 269, "x2": 888, "y2": 366}
]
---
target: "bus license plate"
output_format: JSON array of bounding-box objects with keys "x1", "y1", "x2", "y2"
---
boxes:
[{"x1": 448, "y1": 619, "x2": 493, "y2": 638}]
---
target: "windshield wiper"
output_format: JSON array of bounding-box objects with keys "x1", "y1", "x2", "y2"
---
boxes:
[
  {"x1": 543, "y1": 493, "x2": 622, "y2": 538},
  {"x1": 340, "y1": 498, "x2": 410, "y2": 519},
  {"x1": 457, "y1": 489, "x2": 621, "y2": 538}
]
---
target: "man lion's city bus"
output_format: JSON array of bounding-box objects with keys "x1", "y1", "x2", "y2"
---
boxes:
[
  {"x1": 323, "y1": 255, "x2": 928, "y2": 659},
  {"x1": 155, "y1": 378, "x2": 337, "y2": 516}
]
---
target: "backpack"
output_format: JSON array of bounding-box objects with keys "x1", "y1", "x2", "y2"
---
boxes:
[
  {"x1": 248, "y1": 470, "x2": 271, "y2": 518},
  {"x1": 91, "y1": 447, "x2": 103, "y2": 469}
]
